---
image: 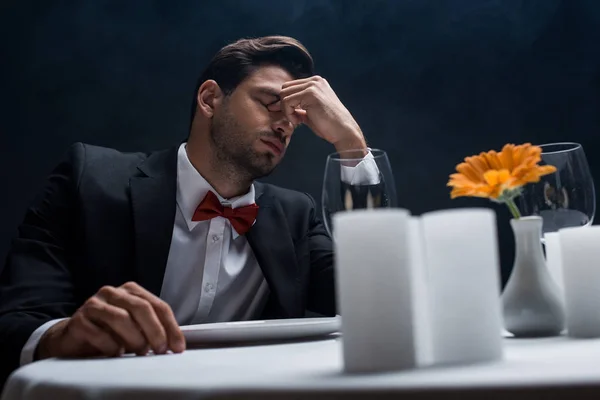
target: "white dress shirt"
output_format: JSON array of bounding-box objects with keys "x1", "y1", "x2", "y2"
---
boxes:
[
  {"x1": 20, "y1": 144, "x2": 380, "y2": 365},
  {"x1": 160, "y1": 143, "x2": 268, "y2": 325}
]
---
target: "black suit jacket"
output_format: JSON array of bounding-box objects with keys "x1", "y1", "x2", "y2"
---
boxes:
[{"x1": 0, "y1": 142, "x2": 335, "y2": 385}]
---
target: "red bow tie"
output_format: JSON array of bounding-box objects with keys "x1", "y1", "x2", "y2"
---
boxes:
[{"x1": 192, "y1": 191, "x2": 259, "y2": 235}]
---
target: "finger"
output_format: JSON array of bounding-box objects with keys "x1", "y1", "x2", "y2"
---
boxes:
[
  {"x1": 286, "y1": 110, "x2": 302, "y2": 126},
  {"x1": 70, "y1": 313, "x2": 122, "y2": 357},
  {"x1": 294, "y1": 109, "x2": 308, "y2": 125},
  {"x1": 280, "y1": 81, "x2": 314, "y2": 98},
  {"x1": 281, "y1": 91, "x2": 313, "y2": 126},
  {"x1": 122, "y1": 282, "x2": 186, "y2": 353},
  {"x1": 266, "y1": 101, "x2": 282, "y2": 113},
  {"x1": 268, "y1": 104, "x2": 303, "y2": 130},
  {"x1": 85, "y1": 296, "x2": 150, "y2": 355},
  {"x1": 137, "y1": 345, "x2": 150, "y2": 356},
  {"x1": 281, "y1": 75, "x2": 323, "y2": 90},
  {"x1": 294, "y1": 109, "x2": 308, "y2": 116},
  {"x1": 267, "y1": 102, "x2": 303, "y2": 128},
  {"x1": 102, "y1": 286, "x2": 169, "y2": 355}
]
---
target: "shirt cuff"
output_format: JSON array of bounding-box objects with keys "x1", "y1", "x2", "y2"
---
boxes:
[
  {"x1": 340, "y1": 151, "x2": 381, "y2": 185},
  {"x1": 20, "y1": 318, "x2": 68, "y2": 366}
]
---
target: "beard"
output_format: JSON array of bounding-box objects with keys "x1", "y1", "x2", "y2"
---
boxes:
[{"x1": 209, "y1": 107, "x2": 282, "y2": 182}]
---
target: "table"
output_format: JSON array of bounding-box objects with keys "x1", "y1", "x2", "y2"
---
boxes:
[{"x1": 3, "y1": 336, "x2": 600, "y2": 400}]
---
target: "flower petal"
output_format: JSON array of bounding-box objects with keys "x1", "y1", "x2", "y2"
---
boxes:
[
  {"x1": 456, "y1": 162, "x2": 484, "y2": 183},
  {"x1": 537, "y1": 164, "x2": 557, "y2": 176},
  {"x1": 500, "y1": 144, "x2": 515, "y2": 171},
  {"x1": 498, "y1": 169, "x2": 512, "y2": 184},
  {"x1": 483, "y1": 151, "x2": 503, "y2": 170},
  {"x1": 450, "y1": 187, "x2": 473, "y2": 199}
]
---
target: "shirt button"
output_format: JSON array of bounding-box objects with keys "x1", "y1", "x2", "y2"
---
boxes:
[
  {"x1": 204, "y1": 283, "x2": 214, "y2": 292},
  {"x1": 212, "y1": 235, "x2": 220, "y2": 242}
]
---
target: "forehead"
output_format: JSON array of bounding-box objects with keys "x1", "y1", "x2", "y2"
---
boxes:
[{"x1": 238, "y1": 65, "x2": 295, "y2": 92}]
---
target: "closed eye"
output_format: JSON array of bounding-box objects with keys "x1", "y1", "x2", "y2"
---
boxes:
[{"x1": 265, "y1": 99, "x2": 282, "y2": 112}]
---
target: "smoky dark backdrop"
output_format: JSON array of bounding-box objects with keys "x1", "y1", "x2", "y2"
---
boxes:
[{"x1": 1, "y1": 0, "x2": 599, "y2": 283}]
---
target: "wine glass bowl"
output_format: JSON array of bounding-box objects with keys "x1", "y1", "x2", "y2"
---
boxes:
[
  {"x1": 321, "y1": 148, "x2": 397, "y2": 236},
  {"x1": 519, "y1": 142, "x2": 596, "y2": 239}
]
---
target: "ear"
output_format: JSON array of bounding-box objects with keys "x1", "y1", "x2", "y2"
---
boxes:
[{"x1": 196, "y1": 80, "x2": 224, "y2": 118}]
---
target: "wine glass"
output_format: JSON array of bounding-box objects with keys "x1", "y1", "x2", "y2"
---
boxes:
[
  {"x1": 322, "y1": 148, "x2": 397, "y2": 236},
  {"x1": 519, "y1": 142, "x2": 596, "y2": 241}
]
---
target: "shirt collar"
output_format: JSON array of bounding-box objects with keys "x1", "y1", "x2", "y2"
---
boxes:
[{"x1": 176, "y1": 143, "x2": 256, "y2": 238}]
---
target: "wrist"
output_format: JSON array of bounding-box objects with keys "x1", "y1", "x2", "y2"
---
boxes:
[
  {"x1": 36, "y1": 319, "x2": 69, "y2": 360},
  {"x1": 332, "y1": 125, "x2": 367, "y2": 154}
]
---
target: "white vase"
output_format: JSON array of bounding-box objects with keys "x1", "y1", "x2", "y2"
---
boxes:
[{"x1": 501, "y1": 216, "x2": 565, "y2": 337}]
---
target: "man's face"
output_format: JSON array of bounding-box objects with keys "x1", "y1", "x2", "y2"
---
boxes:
[{"x1": 210, "y1": 65, "x2": 296, "y2": 180}]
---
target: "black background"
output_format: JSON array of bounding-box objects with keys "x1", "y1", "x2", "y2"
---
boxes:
[{"x1": 1, "y1": 0, "x2": 599, "y2": 283}]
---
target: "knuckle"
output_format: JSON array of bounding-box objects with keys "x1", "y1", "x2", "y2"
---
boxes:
[
  {"x1": 154, "y1": 301, "x2": 172, "y2": 316},
  {"x1": 96, "y1": 302, "x2": 128, "y2": 324},
  {"x1": 98, "y1": 285, "x2": 116, "y2": 297},
  {"x1": 132, "y1": 298, "x2": 153, "y2": 314},
  {"x1": 71, "y1": 310, "x2": 83, "y2": 322},
  {"x1": 111, "y1": 308, "x2": 130, "y2": 323},
  {"x1": 72, "y1": 310, "x2": 87, "y2": 325},
  {"x1": 84, "y1": 296, "x2": 101, "y2": 309},
  {"x1": 122, "y1": 281, "x2": 139, "y2": 291}
]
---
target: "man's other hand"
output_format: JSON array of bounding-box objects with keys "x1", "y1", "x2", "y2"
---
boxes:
[{"x1": 37, "y1": 282, "x2": 186, "y2": 359}]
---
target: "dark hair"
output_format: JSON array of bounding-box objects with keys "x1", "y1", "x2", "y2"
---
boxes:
[{"x1": 189, "y1": 36, "x2": 315, "y2": 128}]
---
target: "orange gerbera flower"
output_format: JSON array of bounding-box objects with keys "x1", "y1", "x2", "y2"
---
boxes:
[{"x1": 448, "y1": 143, "x2": 557, "y2": 201}]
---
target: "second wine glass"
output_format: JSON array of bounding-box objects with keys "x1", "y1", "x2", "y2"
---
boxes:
[{"x1": 519, "y1": 142, "x2": 596, "y2": 240}]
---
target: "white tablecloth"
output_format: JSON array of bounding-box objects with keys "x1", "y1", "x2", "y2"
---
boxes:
[{"x1": 3, "y1": 336, "x2": 600, "y2": 400}]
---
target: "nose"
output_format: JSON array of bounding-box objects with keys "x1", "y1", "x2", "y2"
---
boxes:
[{"x1": 271, "y1": 115, "x2": 294, "y2": 143}]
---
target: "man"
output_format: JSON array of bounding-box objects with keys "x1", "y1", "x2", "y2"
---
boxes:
[{"x1": 0, "y1": 36, "x2": 372, "y2": 384}]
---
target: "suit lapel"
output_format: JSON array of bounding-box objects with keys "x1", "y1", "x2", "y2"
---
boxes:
[
  {"x1": 130, "y1": 146, "x2": 178, "y2": 297},
  {"x1": 247, "y1": 183, "x2": 302, "y2": 318}
]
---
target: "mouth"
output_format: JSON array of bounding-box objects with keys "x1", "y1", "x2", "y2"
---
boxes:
[{"x1": 260, "y1": 138, "x2": 284, "y2": 156}]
